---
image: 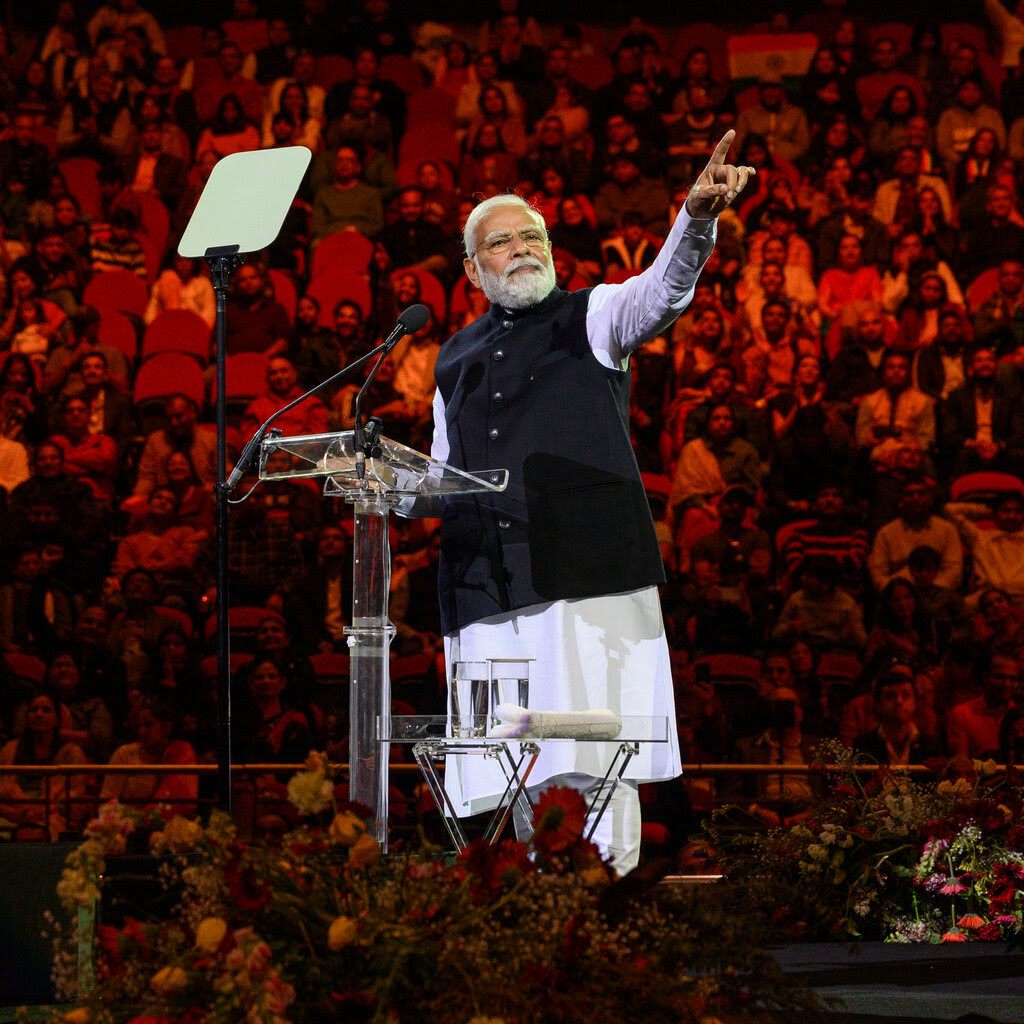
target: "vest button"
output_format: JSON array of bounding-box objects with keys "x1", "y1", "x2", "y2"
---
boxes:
[
  {"x1": 490, "y1": 473, "x2": 500, "y2": 484},
  {"x1": 489, "y1": 427, "x2": 500, "y2": 439},
  {"x1": 498, "y1": 518, "x2": 511, "y2": 530},
  {"x1": 492, "y1": 391, "x2": 503, "y2": 403},
  {"x1": 502, "y1": 319, "x2": 513, "y2": 329},
  {"x1": 493, "y1": 348, "x2": 504, "y2": 361}
]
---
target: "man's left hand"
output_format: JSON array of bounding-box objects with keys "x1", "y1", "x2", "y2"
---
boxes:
[{"x1": 685, "y1": 130, "x2": 755, "y2": 219}]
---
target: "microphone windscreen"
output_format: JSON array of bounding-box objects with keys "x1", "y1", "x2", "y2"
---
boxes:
[{"x1": 397, "y1": 303, "x2": 430, "y2": 334}]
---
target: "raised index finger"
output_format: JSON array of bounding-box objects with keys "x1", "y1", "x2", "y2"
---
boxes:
[{"x1": 707, "y1": 129, "x2": 736, "y2": 170}]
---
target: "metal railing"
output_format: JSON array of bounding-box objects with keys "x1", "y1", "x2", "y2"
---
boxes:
[{"x1": 0, "y1": 759, "x2": 953, "y2": 842}]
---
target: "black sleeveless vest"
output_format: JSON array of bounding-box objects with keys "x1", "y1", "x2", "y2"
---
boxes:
[{"x1": 433, "y1": 287, "x2": 665, "y2": 633}]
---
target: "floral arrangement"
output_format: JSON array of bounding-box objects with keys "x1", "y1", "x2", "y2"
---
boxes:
[
  {"x1": 45, "y1": 754, "x2": 823, "y2": 1024},
  {"x1": 707, "y1": 742, "x2": 1024, "y2": 943}
]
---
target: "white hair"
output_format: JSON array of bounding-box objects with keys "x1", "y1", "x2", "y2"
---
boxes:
[{"x1": 462, "y1": 193, "x2": 542, "y2": 257}]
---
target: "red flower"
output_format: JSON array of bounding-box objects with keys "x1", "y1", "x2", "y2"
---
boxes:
[
  {"x1": 334, "y1": 800, "x2": 374, "y2": 819},
  {"x1": 457, "y1": 837, "x2": 532, "y2": 897},
  {"x1": 458, "y1": 837, "x2": 494, "y2": 878},
  {"x1": 986, "y1": 862, "x2": 1024, "y2": 911},
  {"x1": 490, "y1": 838, "x2": 533, "y2": 888},
  {"x1": 919, "y1": 819, "x2": 956, "y2": 842},
  {"x1": 641, "y1": 822, "x2": 669, "y2": 845},
  {"x1": 977, "y1": 922, "x2": 1003, "y2": 941},
  {"x1": 96, "y1": 925, "x2": 125, "y2": 977},
  {"x1": 952, "y1": 799, "x2": 1005, "y2": 832},
  {"x1": 531, "y1": 787, "x2": 587, "y2": 855},
  {"x1": 520, "y1": 962, "x2": 562, "y2": 990},
  {"x1": 330, "y1": 991, "x2": 376, "y2": 1024},
  {"x1": 287, "y1": 835, "x2": 328, "y2": 858},
  {"x1": 224, "y1": 855, "x2": 271, "y2": 911},
  {"x1": 562, "y1": 913, "x2": 591, "y2": 961}
]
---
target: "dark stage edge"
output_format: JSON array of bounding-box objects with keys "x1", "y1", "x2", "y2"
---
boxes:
[{"x1": 771, "y1": 941, "x2": 1024, "y2": 1022}]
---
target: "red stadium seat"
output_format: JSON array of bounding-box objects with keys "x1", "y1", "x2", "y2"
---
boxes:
[
  {"x1": 84, "y1": 269, "x2": 149, "y2": 318},
  {"x1": 310, "y1": 652, "x2": 351, "y2": 684},
  {"x1": 204, "y1": 606, "x2": 277, "y2": 650},
  {"x1": 200, "y1": 652, "x2": 254, "y2": 682},
  {"x1": 141, "y1": 309, "x2": 211, "y2": 365},
  {"x1": 316, "y1": 54, "x2": 353, "y2": 90},
  {"x1": 310, "y1": 230, "x2": 375, "y2": 279},
  {"x1": 407, "y1": 86, "x2": 456, "y2": 128},
  {"x1": 568, "y1": 54, "x2": 615, "y2": 90},
  {"x1": 966, "y1": 267, "x2": 1001, "y2": 311},
  {"x1": 379, "y1": 53, "x2": 424, "y2": 94},
  {"x1": 866, "y1": 22, "x2": 915, "y2": 55},
  {"x1": 816, "y1": 653, "x2": 864, "y2": 688},
  {"x1": 397, "y1": 125, "x2": 459, "y2": 171},
  {"x1": 133, "y1": 352, "x2": 207, "y2": 423},
  {"x1": 58, "y1": 156, "x2": 103, "y2": 219},
  {"x1": 224, "y1": 352, "x2": 270, "y2": 409},
  {"x1": 306, "y1": 267, "x2": 372, "y2": 326},
  {"x1": 689, "y1": 653, "x2": 762, "y2": 687},
  {"x1": 156, "y1": 605, "x2": 195, "y2": 637},
  {"x1": 3, "y1": 652, "x2": 47, "y2": 687},
  {"x1": 949, "y1": 472, "x2": 1024, "y2": 503},
  {"x1": 97, "y1": 310, "x2": 138, "y2": 365}
]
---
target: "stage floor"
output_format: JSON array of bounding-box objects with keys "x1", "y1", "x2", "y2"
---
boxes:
[{"x1": 772, "y1": 941, "x2": 1024, "y2": 1022}]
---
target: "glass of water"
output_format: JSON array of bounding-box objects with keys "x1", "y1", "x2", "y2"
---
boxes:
[
  {"x1": 450, "y1": 661, "x2": 490, "y2": 737},
  {"x1": 487, "y1": 659, "x2": 531, "y2": 724}
]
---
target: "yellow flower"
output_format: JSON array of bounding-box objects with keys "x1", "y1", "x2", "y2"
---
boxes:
[
  {"x1": 346, "y1": 832, "x2": 380, "y2": 870},
  {"x1": 976, "y1": 758, "x2": 999, "y2": 777},
  {"x1": 999, "y1": 804, "x2": 1014, "y2": 823},
  {"x1": 329, "y1": 810, "x2": 367, "y2": 847},
  {"x1": 937, "y1": 778, "x2": 971, "y2": 797},
  {"x1": 581, "y1": 866, "x2": 610, "y2": 887},
  {"x1": 194, "y1": 917, "x2": 228, "y2": 953},
  {"x1": 327, "y1": 915, "x2": 358, "y2": 950},
  {"x1": 151, "y1": 817, "x2": 203, "y2": 854},
  {"x1": 64, "y1": 1008, "x2": 89, "y2": 1024},
  {"x1": 150, "y1": 965, "x2": 188, "y2": 995}
]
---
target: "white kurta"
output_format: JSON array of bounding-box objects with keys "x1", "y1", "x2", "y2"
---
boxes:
[
  {"x1": 429, "y1": 209, "x2": 717, "y2": 814},
  {"x1": 444, "y1": 588, "x2": 679, "y2": 814}
]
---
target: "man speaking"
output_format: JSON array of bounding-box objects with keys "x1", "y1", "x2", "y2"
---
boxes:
[{"x1": 427, "y1": 131, "x2": 753, "y2": 872}]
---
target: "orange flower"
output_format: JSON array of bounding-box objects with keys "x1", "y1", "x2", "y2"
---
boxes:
[
  {"x1": 957, "y1": 914, "x2": 986, "y2": 931},
  {"x1": 531, "y1": 787, "x2": 587, "y2": 854},
  {"x1": 941, "y1": 929, "x2": 968, "y2": 942}
]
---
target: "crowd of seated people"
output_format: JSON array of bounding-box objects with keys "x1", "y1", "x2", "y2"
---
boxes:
[{"x1": 4, "y1": 0, "x2": 1024, "y2": 846}]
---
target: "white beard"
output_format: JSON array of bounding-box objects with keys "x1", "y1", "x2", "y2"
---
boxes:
[{"x1": 475, "y1": 255, "x2": 557, "y2": 311}]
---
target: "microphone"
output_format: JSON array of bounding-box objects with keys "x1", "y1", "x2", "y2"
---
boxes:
[
  {"x1": 225, "y1": 305, "x2": 430, "y2": 492},
  {"x1": 354, "y1": 304, "x2": 430, "y2": 482}
]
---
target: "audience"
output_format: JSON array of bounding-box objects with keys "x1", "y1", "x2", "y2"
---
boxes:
[{"x1": 3, "y1": 4, "x2": 1024, "y2": 842}]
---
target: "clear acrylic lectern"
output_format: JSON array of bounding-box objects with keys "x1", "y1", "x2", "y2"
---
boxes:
[{"x1": 259, "y1": 430, "x2": 507, "y2": 847}]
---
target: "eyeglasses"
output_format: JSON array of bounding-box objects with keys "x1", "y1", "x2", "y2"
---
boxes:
[{"x1": 472, "y1": 228, "x2": 548, "y2": 257}]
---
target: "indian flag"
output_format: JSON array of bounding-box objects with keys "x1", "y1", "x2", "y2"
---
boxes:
[{"x1": 727, "y1": 32, "x2": 819, "y2": 87}]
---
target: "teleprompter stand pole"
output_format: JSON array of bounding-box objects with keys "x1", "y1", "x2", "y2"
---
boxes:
[{"x1": 206, "y1": 243, "x2": 242, "y2": 812}]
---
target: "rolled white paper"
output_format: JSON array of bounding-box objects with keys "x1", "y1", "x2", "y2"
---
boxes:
[{"x1": 490, "y1": 704, "x2": 622, "y2": 740}]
